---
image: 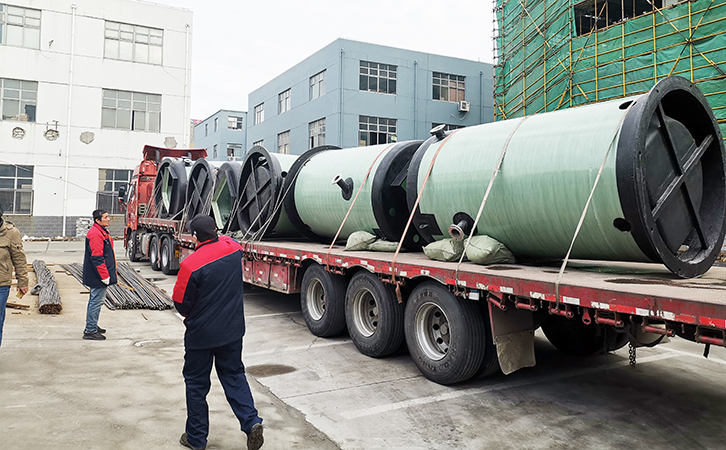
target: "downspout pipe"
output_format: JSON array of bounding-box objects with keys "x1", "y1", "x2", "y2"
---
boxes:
[
  {"x1": 62, "y1": 4, "x2": 76, "y2": 237},
  {"x1": 183, "y1": 23, "x2": 191, "y2": 147},
  {"x1": 414, "y1": 60, "x2": 418, "y2": 138},
  {"x1": 339, "y1": 48, "x2": 344, "y2": 147}
]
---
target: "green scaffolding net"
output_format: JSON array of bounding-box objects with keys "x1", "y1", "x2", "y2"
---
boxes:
[{"x1": 494, "y1": 0, "x2": 726, "y2": 141}]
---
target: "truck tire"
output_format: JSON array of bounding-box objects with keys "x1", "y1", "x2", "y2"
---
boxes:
[
  {"x1": 541, "y1": 313, "x2": 629, "y2": 356},
  {"x1": 404, "y1": 281, "x2": 486, "y2": 385},
  {"x1": 345, "y1": 270, "x2": 404, "y2": 357},
  {"x1": 300, "y1": 263, "x2": 347, "y2": 337},
  {"x1": 149, "y1": 235, "x2": 161, "y2": 271},
  {"x1": 160, "y1": 237, "x2": 178, "y2": 275},
  {"x1": 126, "y1": 231, "x2": 140, "y2": 262}
]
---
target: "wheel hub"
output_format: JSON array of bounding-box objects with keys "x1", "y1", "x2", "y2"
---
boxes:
[
  {"x1": 306, "y1": 279, "x2": 326, "y2": 321},
  {"x1": 415, "y1": 302, "x2": 450, "y2": 360},
  {"x1": 352, "y1": 288, "x2": 378, "y2": 337}
]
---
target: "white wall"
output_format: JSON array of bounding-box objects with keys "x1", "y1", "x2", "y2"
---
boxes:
[{"x1": 0, "y1": 0, "x2": 192, "y2": 219}]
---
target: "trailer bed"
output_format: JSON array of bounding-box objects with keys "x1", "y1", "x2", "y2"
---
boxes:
[{"x1": 243, "y1": 239, "x2": 726, "y2": 330}]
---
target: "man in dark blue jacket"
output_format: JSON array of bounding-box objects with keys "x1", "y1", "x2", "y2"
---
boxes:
[
  {"x1": 82, "y1": 209, "x2": 116, "y2": 340},
  {"x1": 173, "y1": 215, "x2": 263, "y2": 450}
]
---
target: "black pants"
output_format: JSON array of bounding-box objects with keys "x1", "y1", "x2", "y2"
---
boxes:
[{"x1": 183, "y1": 338, "x2": 262, "y2": 449}]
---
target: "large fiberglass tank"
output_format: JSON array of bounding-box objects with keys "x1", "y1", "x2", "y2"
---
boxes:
[
  {"x1": 185, "y1": 159, "x2": 222, "y2": 224},
  {"x1": 407, "y1": 77, "x2": 725, "y2": 277},
  {"x1": 284, "y1": 141, "x2": 424, "y2": 248},
  {"x1": 212, "y1": 161, "x2": 242, "y2": 231},
  {"x1": 153, "y1": 157, "x2": 193, "y2": 219},
  {"x1": 233, "y1": 146, "x2": 299, "y2": 238}
]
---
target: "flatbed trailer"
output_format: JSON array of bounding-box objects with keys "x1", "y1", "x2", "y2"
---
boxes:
[{"x1": 236, "y1": 239, "x2": 726, "y2": 385}]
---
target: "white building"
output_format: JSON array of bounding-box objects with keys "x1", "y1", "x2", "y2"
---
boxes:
[{"x1": 0, "y1": 0, "x2": 192, "y2": 236}]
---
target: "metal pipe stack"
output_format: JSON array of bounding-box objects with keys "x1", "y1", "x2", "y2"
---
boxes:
[{"x1": 32, "y1": 260, "x2": 62, "y2": 314}]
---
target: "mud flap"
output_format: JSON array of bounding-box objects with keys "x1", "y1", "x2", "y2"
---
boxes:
[{"x1": 488, "y1": 303, "x2": 536, "y2": 375}]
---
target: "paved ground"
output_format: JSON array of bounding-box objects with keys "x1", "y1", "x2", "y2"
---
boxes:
[{"x1": 2, "y1": 240, "x2": 726, "y2": 449}]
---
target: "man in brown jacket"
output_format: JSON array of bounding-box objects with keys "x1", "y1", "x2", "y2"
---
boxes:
[{"x1": 0, "y1": 205, "x2": 28, "y2": 347}]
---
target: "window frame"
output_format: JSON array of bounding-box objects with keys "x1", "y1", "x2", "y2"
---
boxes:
[
  {"x1": 359, "y1": 61, "x2": 397, "y2": 95},
  {"x1": 310, "y1": 70, "x2": 326, "y2": 100},
  {"x1": 0, "y1": 4, "x2": 41, "y2": 49},
  {"x1": 358, "y1": 116, "x2": 397, "y2": 146},
  {"x1": 228, "y1": 116, "x2": 243, "y2": 130},
  {"x1": 96, "y1": 168, "x2": 131, "y2": 215},
  {"x1": 103, "y1": 20, "x2": 163, "y2": 65},
  {"x1": 1, "y1": 77, "x2": 38, "y2": 122},
  {"x1": 432, "y1": 72, "x2": 466, "y2": 103},
  {"x1": 101, "y1": 89, "x2": 161, "y2": 132},
  {"x1": 278, "y1": 89, "x2": 291, "y2": 114},
  {"x1": 227, "y1": 143, "x2": 243, "y2": 159},
  {"x1": 254, "y1": 103, "x2": 264, "y2": 125},
  {"x1": 277, "y1": 130, "x2": 290, "y2": 154},
  {"x1": 309, "y1": 118, "x2": 326, "y2": 149},
  {"x1": 252, "y1": 139, "x2": 264, "y2": 148}
]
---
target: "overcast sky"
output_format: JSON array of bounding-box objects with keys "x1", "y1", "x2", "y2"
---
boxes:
[{"x1": 155, "y1": 0, "x2": 495, "y2": 120}]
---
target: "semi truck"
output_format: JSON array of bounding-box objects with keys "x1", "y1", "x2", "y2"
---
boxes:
[{"x1": 121, "y1": 148, "x2": 726, "y2": 385}]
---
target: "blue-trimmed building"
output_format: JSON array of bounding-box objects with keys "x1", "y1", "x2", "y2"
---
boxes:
[
  {"x1": 193, "y1": 109, "x2": 247, "y2": 160},
  {"x1": 246, "y1": 38, "x2": 493, "y2": 155}
]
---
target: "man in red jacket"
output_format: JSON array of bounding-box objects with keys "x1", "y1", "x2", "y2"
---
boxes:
[
  {"x1": 82, "y1": 209, "x2": 116, "y2": 340},
  {"x1": 173, "y1": 215, "x2": 263, "y2": 450}
]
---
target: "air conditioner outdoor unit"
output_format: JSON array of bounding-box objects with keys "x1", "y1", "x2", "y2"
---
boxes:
[{"x1": 458, "y1": 100, "x2": 470, "y2": 112}]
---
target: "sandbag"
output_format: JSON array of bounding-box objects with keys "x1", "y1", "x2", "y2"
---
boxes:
[
  {"x1": 466, "y1": 235, "x2": 516, "y2": 265},
  {"x1": 344, "y1": 231, "x2": 377, "y2": 251},
  {"x1": 423, "y1": 239, "x2": 464, "y2": 262},
  {"x1": 367, "y1": 240, "x2": 399, "y2": 252}
]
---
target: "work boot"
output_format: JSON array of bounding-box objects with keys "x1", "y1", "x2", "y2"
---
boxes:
[
  {"x1": 179, "y1": 433, "x2": 205, "y2": 450},
  {"x1": 82, "y1": 331, "x2": 106, "y2": 340},
  {"x1": 97, "y1": 326, "x2": 106, "y2": 334},
  {"x1": 247, "y1": 423, "x2": 264, "y2": 450}
]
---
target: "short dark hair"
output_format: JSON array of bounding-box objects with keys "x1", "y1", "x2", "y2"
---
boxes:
[{"x1": 92, "y1": 209, "x2": 108, "y2": 222}]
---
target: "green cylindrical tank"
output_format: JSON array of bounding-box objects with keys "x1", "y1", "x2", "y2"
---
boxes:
[
  {"x1": 154, "y1": 158, "x2": 193, "y2": 219},
  {"x1": 284, "y1": 141, "x2": 423, "y2": 247},
  {"x1": 212, "y1": 161, "x2": 242, "y2": 231},
  {"x1": 234, "y1": 146, "x2": 299, "y2": 238},
  {"x1": 185, "y1": 159, "x2": 222, "y2": 224},
  {"x1": 408, "y1": 77, "x2": 726, "y2": 277}
]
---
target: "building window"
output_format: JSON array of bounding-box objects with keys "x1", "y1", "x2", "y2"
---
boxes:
[
  {"x1": 433, "y1": 72, "x2": 466, "y2": 102},
  {"x1": 253, "y1": 140, "x2": 263, "y2": 148},
  {"x1": 254, "y1": 103, "x2": 264, "y2": 125},
  {"x1": 102, "y1": 89, "x2": 161, "y2": 132},
  {"x1": 432, "y1": 123, "x2": 465, "y2": 132},
  {"x1": 309, "y1": 118, "x2": 325, "y2": 149},
  {"x1": 0, "y1": 4, "x2": 41, "y2": 49},
  {"x1": 227, "y1": 143, "x2": 243, "y2": 159},
  {"x1": 104, "y1": 21, "x2": 163, "y2": 65},
  {"x1": 1, "y1": 78, "x2": 37, "y2": 122},
  {"x1": 0, "y1": 164, "x2": 32, "y2": 214},
  {"x1": 360, "y1": 61, "x2": 397, "y2": 95},
  {"x1": 278, "y1": 89, "x2": 291, "y2": 114},
  {"x1": 96, "y1": 169, "x2": 131, "y2": 215},
  {"x1": 214, "y1": 117, "x2": 218, "y2": 132},
  {"x1": 310, "y1": 70, "x2": 326, "y2": 100},
  {"x1": 213, "y1": 144, "x2": 218, "y2": 158},
  {"x1": 204, "y1": 123, "x2": 208, "y2": 136},
  {"x1": 228, "y1": 116, "x2": 243, "y2": 130},
  {"x1": 359, "y1": 116, "x2": 397, "y2": 146},
  {"x1": 277, "y1": 130, "x2": 290, "y2": 154}
]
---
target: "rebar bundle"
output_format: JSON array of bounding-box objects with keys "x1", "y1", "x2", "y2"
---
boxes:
[
  {"x1": 32, "y1": 260, "x2": 62, "y2": 314},
  {"x1": 61, "y1": 262, "x2": 174, "y2": 310}
]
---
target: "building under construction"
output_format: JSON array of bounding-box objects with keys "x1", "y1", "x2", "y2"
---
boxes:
[{"x1": 493, "y1": 0, "x2": 726, "y2": 140}]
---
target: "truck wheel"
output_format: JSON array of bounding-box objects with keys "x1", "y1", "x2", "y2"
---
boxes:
[
  {"x1": 149, "y1": 235, "x2": 161, "y2": 271},
  {"x1": 541, "y1": 313, "x2": 627, "y2": 356},
  {"x1": 127, "y1": 231, "x2": 140, "y2": 262},
  {"x1": 300, "y1": 263, "x2": 347, "y2": 337},
  {"x1": 404, "y1": 282, "x2": 486, "y2": 385},
  {"x1": 160, "y1": 237, "x2": 178, "y2": 275},
  {"x1": 345, "y1": 271, "x2": 404, "y2": 357}
]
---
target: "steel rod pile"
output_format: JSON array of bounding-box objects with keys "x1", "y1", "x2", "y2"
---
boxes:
[
  {"x1": 32, "y1": 260, "x2": 62, "y2": 314},
  {"x1": 61, "y1": 263, "x2": 173, "y2": 310}
]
